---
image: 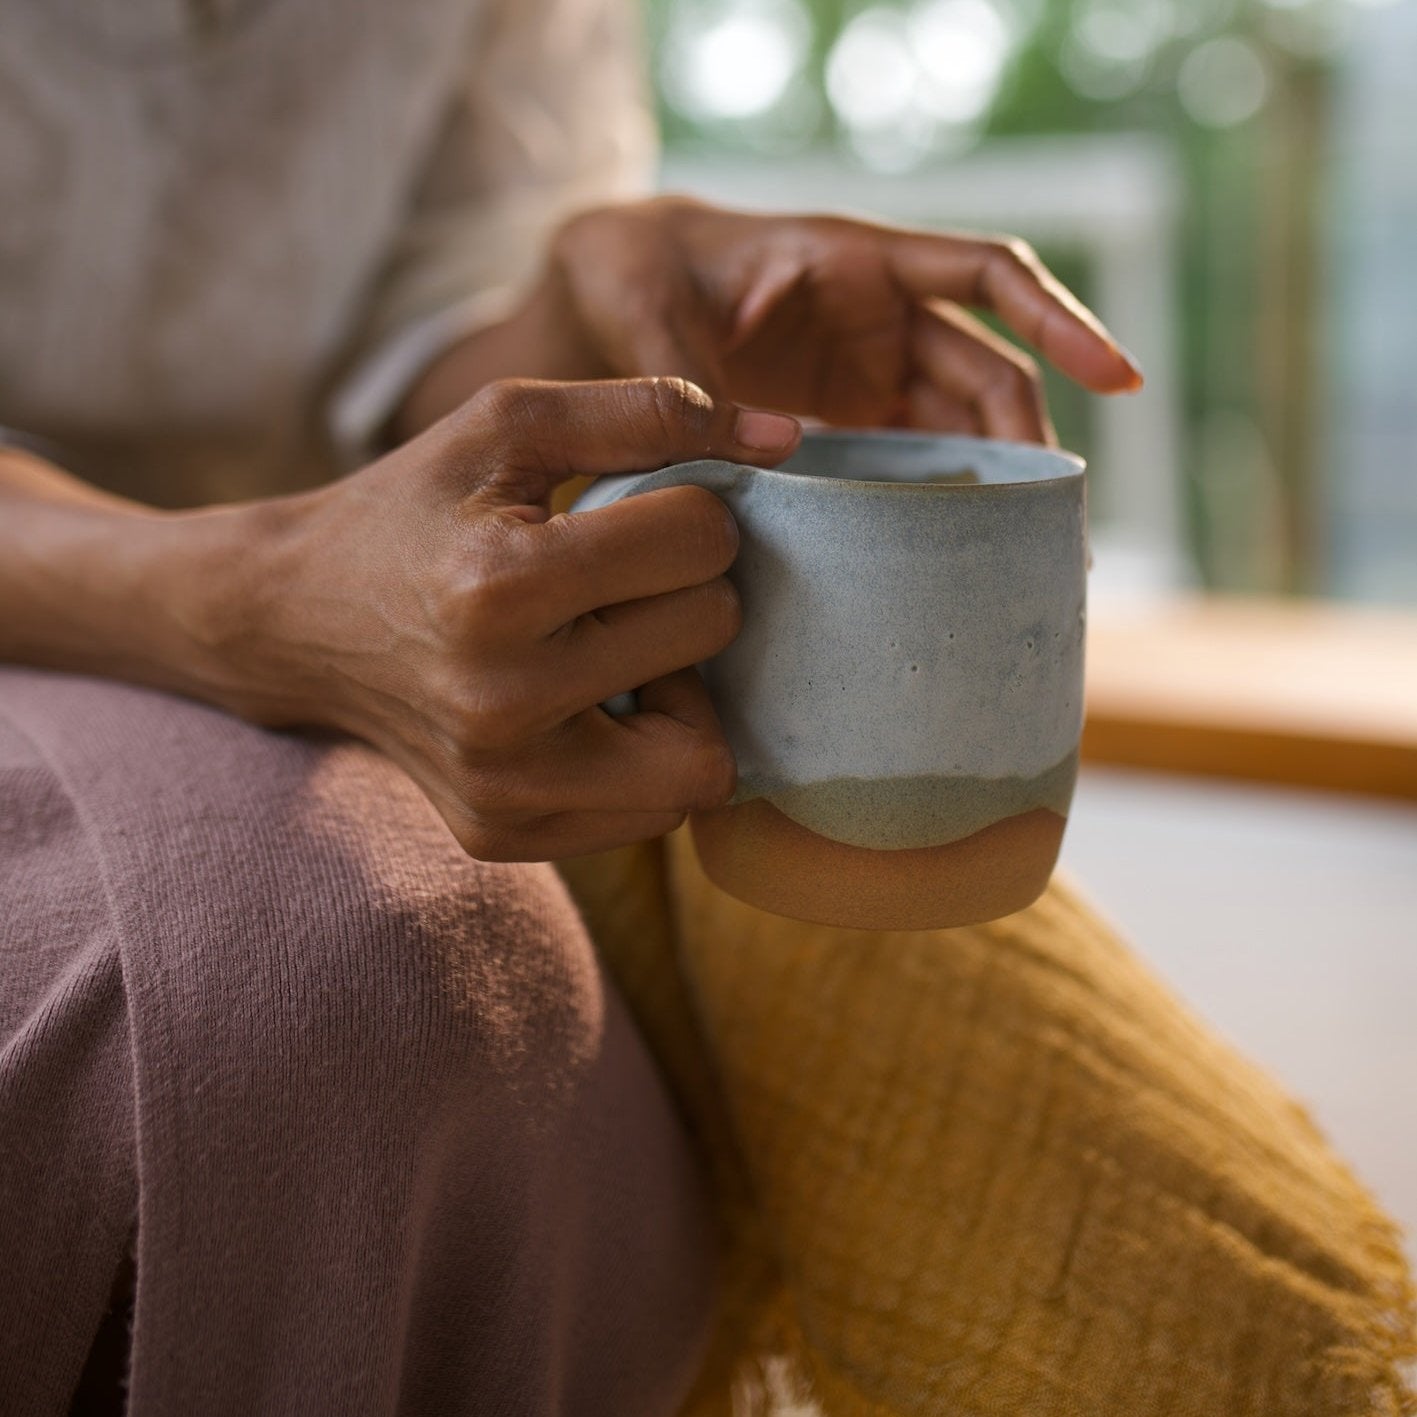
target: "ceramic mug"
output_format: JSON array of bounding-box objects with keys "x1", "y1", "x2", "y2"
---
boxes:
[{"x1": 571, "y1": 429, "x2": 1087, "y2": 930}]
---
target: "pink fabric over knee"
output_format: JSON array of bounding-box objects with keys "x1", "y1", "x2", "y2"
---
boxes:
[{"x1": 0, "y1": 668, "x2": 715, "y2": 1417}]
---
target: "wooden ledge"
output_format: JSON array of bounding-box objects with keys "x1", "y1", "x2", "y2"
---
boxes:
[{"x1": 1081, "y1": 596, "x2": 1417, "y2": 800}]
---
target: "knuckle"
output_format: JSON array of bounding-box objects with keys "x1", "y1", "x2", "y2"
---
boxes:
[
  {"x1": 460, "y1": 564, "x2": 509, "y2": 620},
  {"x1": 555, "y1": 200, "x2": 654, "y2": 257},
  {"x1": 458, "y1": 578, "x2": 515, "y2": 637},
  {"x1": 984, "y1": 353, "x2": 1042, "y2": 404},
  {"x1": 643, "y1": 375, "x2": 715, "y2": 439},
  {"x1": 467, "y1": 378, "x2": 520, "y2": 424},
  {"x1": 428, "y1": 577, "x2": 476, "y2": 640},
  {"x1": 1007, "y1": 354, "x2": 1044, "y2": 394},
  {"x1": 684, "y1": 735, "x2": 737, "y2": 809},
  {"x1": 999, "y1": 236, "x2": 1039, "y2": 271},
  {"x1": 450, "y1": 685, "x2": 524, "y2": 755},
  {"x1": 671, "y1": 485, "x2": 739, "y2": 569},
  {"x1": 457, "y1": 538, "x2": 534, "y2": 624},
  {"x1": 468, "y1": 377, "x2": 556, "y2": 435}
]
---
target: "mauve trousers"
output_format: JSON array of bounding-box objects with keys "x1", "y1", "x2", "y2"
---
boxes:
[{"x1": 0, "y1": 667, "x2": 716, "y2": 1416}]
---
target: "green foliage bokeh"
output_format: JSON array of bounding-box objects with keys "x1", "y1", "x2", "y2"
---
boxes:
[{"x1": 645, "y1": 0, "x2": 1346, "y2": 588}]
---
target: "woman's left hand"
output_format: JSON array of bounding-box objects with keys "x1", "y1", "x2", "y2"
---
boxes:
[{"x1": 530, "y1": 196, "x2": 1142, "y2": 446}]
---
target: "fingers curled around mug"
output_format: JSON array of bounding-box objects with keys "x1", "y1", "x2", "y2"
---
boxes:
[
  {"x1": 598, "y1": 667, "x2": 738, "y2": 812},
  {"x1": 441, "y1": 760, "x2": 691, "y2": 859},
  {"x1": 549, "y1": 577, "x2": 743, "y2": 717},
  {"x1": 910, "y1": 301, "x2": 1057, "y2": 446},
  {"x1": 446, "y1": 667, "x2": 733, "y2": 822},
  {"x1": 533, "y1": 486, "x2": 741, "y2": 626}
]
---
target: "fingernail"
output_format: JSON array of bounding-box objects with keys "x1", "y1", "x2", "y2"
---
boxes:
[
  {"x1": 1114, "y1": 342, "x2": 1145, "y2": 388},
  {"x1": 735, "y1": 408, "x2": 800, "y2": 452}
]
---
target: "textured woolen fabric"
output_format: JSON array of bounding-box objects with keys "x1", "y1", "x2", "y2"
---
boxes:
[
  {"x1": 0, "y1": 667, "x2": 716, "y2": 1417},
  {"x1": 559, "y1": 837, "x2": 1417, "y2": 1417}
]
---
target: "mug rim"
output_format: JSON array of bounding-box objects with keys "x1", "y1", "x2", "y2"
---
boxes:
[
  {"x1": 569, "y1": 428, "x2": 1087, "y2": 516},
  {"x1": 774, "y1": 427, "x2": 1086, "y2": 492}
]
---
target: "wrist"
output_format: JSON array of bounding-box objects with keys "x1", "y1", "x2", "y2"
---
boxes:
[
  {"x1": 0, "y1": 449, "x2": 338, "y2": 731},
  {"x1": 0, "y1": 452, "x2": 185, "y2": 677},
  {"x1": 145, "y1": 492, "x2": 329, "y2": 727}
]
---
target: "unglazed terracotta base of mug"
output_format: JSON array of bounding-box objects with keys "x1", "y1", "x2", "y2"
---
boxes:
[{"x1": 690, "y1": 799, "x2": 1066, "y2": 931}]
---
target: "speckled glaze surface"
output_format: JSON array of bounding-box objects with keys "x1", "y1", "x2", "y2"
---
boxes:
[{"x1": 572, "y1": 430, "x2": 1087, "y2": 928}]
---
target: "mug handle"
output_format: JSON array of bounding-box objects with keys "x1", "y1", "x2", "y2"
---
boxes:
[
  {"x1": 601, "y1": 690, "x2": 639, "y2": 718},
  {"x1": 568, "y1": 459, "x2": 748, "y2": 719}
]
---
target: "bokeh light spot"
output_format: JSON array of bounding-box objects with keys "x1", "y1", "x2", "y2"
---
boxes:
[
  {"x1": 911, "y1": 0, "x2": 1013, "y2": 125},
  {"x1": 1177, "y1": 35, "x2": 1268, "y2": 127},
  {"x1": 662, "y1": 0, "x2": 811, "y2": 122},
  {"x1": 825, "y1": 7, "x2": 919, "y2": 130}
]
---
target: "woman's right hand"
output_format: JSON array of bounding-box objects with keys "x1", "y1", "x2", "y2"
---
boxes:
[{"x1": 205, "y1": 378, "x2": 801, "y2": 860}]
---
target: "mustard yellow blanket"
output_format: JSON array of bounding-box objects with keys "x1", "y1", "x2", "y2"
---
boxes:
[{"x1": 559, "y1": 834, "x2": 1416, "y2": 1416}]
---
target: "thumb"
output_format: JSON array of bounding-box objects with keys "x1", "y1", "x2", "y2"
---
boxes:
[{"x1": 459, "y1": 377, "x2": 802, "y2": 505}]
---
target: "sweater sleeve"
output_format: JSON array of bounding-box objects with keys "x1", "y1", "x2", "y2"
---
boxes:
[{"x1": 329, "y1": 0, "x2": 659, "y2": 460}]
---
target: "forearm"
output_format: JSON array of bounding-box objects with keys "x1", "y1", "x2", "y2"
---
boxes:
[{"x1": 0, "y1": 448, "x2": 297, "y2": 720}]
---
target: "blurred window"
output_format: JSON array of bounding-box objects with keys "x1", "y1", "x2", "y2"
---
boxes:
[{"x1": 645, "y1": 0, "x2": 1417, "y2": 605}]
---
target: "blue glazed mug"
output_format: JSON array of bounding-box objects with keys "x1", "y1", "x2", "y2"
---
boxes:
[{"x1": 572, "y1": 429, "x2": 1087, "y2": 929}]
